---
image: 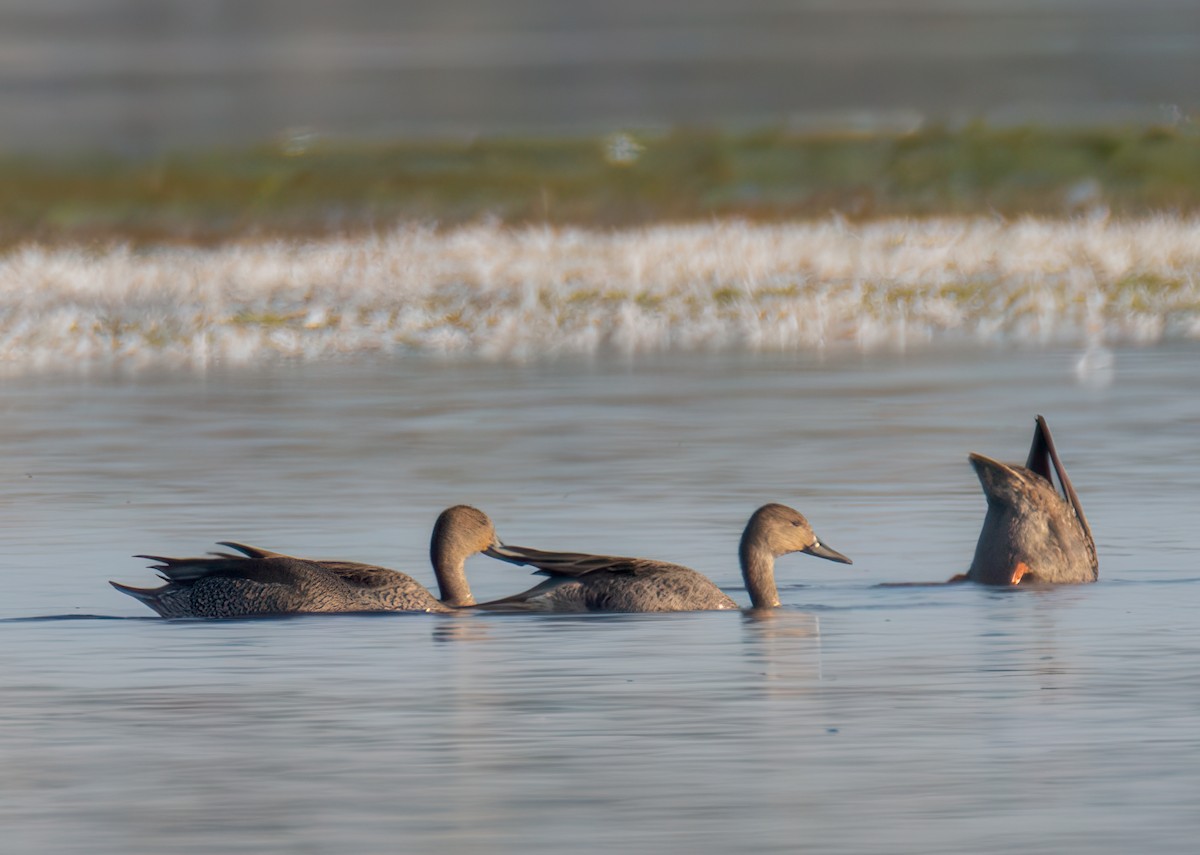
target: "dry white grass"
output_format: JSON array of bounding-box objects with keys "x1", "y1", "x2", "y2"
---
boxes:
[{"x1": 2, "y1": 216, "x2": 1198, "y2": 370}]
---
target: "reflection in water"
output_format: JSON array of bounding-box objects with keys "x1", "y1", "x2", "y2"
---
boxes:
[
  {"x1": 741, "y1": 608, "x2": 824, "y2": 689},
  {"x1": 430, "y1": 612, "x2": 494, "y2": 645},
  {"x1": 973, "y1": 587, "x2": 1092, "y2": 693}
]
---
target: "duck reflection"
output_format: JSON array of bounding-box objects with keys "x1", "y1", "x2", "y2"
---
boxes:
[
  {"x1": 430, "y1": 612, "x2": 494, "y2": 645},
  {"x1": 741, "y1": 608, "x2": 824, "y2": 689}
]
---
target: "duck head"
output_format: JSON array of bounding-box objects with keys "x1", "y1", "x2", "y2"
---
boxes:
[
  {"x1": 738, "y1": 502, "x2": 851, "y2": 609},
  {"x1": 743, "y1": 503, "x2": 852, "y2": 564},
  {"x1": 430, "y1": 505, "x2": 502, "y2": 606},
  {"x1": 967, "y1": 416, "x2": 1098, "y2": 585}
]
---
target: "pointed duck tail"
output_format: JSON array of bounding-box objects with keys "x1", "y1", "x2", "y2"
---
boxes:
[
  {"x1": 1024, "y1": 414, "x2": 1095, "y2": 554},
  {"x1": 483, "y1": 542, "x2": 626, "y2": 578},
  {"x1": 109, "y1": 579, "x2": 192, "y2": 618}
]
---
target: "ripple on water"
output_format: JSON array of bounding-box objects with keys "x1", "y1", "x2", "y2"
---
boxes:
[{"x1": 2, "y1": 346, "x2": 1199, "y2": 852}]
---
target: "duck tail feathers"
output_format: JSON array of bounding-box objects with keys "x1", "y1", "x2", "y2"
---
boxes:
[
  {"x1": 483, "y1": 543, "x2": 622, "y2": 578},
  {"x1": 216, "y1": 541, "x2": 289, "y2": 560},
  {"x1": 471, "y1": 576, "x2": 581, "y2": 610}
]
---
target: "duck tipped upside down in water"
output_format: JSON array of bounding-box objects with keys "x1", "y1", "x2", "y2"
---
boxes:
[{"x1": 957, "y1": 414, "x2": 1098, "y2": 586}]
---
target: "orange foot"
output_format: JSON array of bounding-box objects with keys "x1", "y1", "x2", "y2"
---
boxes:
[{"x1": 1010, "y1": 562, "x2": 1031, "y2": 585}]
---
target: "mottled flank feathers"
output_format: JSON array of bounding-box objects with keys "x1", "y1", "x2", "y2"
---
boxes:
[{"x1": 112, "y1": 551, "x2": 446, "y2": 618}]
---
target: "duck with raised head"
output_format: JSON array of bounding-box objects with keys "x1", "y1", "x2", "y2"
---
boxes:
[
  {"x1": 960, "y1": 415, "x2": 1098, "y2": 585},
  {"x1": 483, "y1": 503, "x2": 851, "y2": 612},
  {"x1": 110, "y1": 504, "x2": 501, "y2": 618}
]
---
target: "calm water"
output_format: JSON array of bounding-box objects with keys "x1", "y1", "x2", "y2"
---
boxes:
[
  {"x1": 2, "y1": 345, "x2": 1198, "y2": 853},
  {"x1": 3, "y1": 0, "x2": 1199, "y2": 152}
]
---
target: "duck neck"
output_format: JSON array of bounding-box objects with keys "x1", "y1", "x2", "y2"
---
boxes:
[
  {"x1": 739, "y1": 534, "x2": 780, "y2": 609},
  {"x1": 430, "y1": 542, "x2": 476, "y2": 607}
]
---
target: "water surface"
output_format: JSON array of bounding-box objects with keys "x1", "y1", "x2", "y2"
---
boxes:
[
  {"x1": 1, "y1": 346, "x2": 1197, "y2": 852},
  {"x1": 3, "y1": 0, "x2": 1198, "y2": 152}
]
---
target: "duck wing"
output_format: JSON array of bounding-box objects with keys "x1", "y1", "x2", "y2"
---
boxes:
[
  {"x1": 134, "y1": 552, "x2": 329, "y2": 587},
  {"x1": 217, "y1": 542, "x2": 407, "y2": 589}
]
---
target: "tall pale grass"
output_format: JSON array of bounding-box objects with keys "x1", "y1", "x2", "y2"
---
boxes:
[{"x1": 2, "y1": 217, "x2": 1197, "y2": 370}]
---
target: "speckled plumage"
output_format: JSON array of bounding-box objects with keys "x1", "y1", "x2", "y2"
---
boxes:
[
  {"x1": 965, "y1": 415, "x2": 1098, "y2": 586},
  {"x1": 111, "y1": 505, "x2": 501, "y2": 618},
  {"x1": 113, "y1": 549, "x2": 448, "y2": 618},
  {"x1": 485, "y1": 503, "x2": 851, "y2": 613}
]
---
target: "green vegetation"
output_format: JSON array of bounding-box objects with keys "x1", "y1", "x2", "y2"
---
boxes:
[{"x1": 2, "y1": 124, "x2": 1198, "y2": 247}]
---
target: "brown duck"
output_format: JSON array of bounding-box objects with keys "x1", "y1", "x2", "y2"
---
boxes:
[
  {"x1": 110, "y1": 505, "x2": 502, "y2": 618},
  {"x1": 960, "y1": 415, "x2": 1098, "y2": 585},
  {"x1": 483, "y1": 503, "x2": 851, "y2": 612}
]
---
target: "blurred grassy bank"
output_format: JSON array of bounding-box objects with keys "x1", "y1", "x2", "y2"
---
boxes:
[{"x1": 2, "y1": 124, "x2": 1198, "y2": 247}]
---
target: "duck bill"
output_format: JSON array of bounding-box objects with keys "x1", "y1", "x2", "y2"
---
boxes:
[
  {"x1": 1026, "y1": 415, "x2": 1095, "y2": 553},
  {"x1": 804, "y1": 540, "x2": 852, "y2": 565}
]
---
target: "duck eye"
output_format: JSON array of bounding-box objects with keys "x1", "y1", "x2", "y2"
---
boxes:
[{"x1": 792, "y1": 520, "x2": 802, "y2": 527}]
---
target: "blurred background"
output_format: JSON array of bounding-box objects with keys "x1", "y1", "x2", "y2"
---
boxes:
[
  {"x1": 3, "y1": 0, "x2": 1198, "y2": 154},
  {"x1": 4, "y1": 0, "x2": 1200, "y2": 245}
]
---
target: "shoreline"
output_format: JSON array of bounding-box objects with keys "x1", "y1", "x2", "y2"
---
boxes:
[{"x1": 3, "y1": 125, "x2": 1198, "y2": 248}]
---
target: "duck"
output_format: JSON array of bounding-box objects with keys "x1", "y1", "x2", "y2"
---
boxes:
[
  {"x1": 482, "y1": 503, "x2": 851, "y2": 612},
  {"x1": 961, "y1": 415, "x2": 1098, "y2": 585},
  {"x1": 110, "y1": 504, "x2": 501, "y2": 618}
]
